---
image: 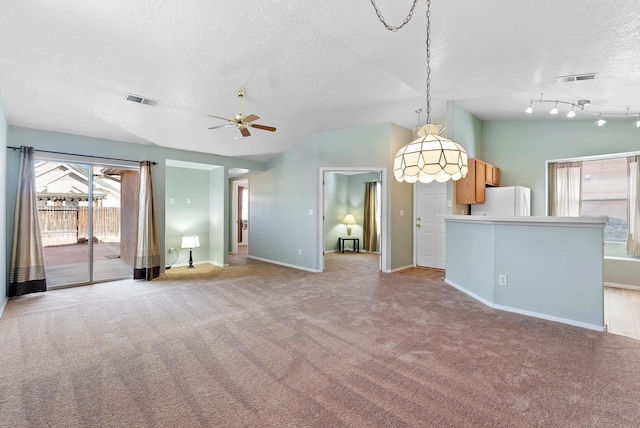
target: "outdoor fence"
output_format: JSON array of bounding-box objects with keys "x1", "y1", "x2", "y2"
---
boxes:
[{"x1": 38, "y1": 206, "x2": 121, "y2": 246}]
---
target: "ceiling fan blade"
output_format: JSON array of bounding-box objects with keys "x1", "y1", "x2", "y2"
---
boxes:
[
  {"x1": 240, "y1": 127, "x2": 251, "y2": 137},
  {"x1": 250, "y1": 123, "x2": 276, "y2": 132},
  {"x1": 243, "y1": 114, "x2": 260, "y2": 123},
  {"x1": 207, "y1": 114, "x2": 232, "y2": 122},
  {"x1": 208, "y1": 124, "x2": 233, "y2": 130}
]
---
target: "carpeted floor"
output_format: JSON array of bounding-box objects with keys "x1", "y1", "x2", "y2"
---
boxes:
[{"x1": 1, "y1": 252, "x2": 639, "y2": 427}]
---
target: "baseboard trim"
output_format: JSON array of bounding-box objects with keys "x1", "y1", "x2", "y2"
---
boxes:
[
  {"x1": 444, "y1": 279, "x2": 605, "y2": 332},
  {"x1": 0, "y1": 297, "x2": 7, "y2": 320},
  {"x1": 388, "y1": 264, "x2": 414, "y2": 273},
  {"x1": 444, "y1": 279, "x2": 494, "y2": 308},
  {"x1": 605, "y1": 282, "x2": 640, "y2": 290},
  {"x1": 248, "y1": 255, "x2": 321, "y2": 273}
]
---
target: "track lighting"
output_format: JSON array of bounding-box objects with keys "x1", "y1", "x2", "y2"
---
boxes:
[{"x1": 524, "y1": 93, "x2": 640, "y2": 127}]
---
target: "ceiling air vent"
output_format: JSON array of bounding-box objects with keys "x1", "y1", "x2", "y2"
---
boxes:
[
  {"x1": 555, "y1": 73, "x2": 597, "y2": 83},
  {"x1": 126, "y1": 93, "x2": 159, "y2": 107}
]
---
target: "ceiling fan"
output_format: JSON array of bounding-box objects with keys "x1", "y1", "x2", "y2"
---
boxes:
[{"x1": 208, "y1": 89, "x2": 276, "y2": 137}]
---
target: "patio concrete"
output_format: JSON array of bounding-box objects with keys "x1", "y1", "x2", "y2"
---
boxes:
[{"x1": 43, "y1": 242, "x2": 132, "y2": 287}]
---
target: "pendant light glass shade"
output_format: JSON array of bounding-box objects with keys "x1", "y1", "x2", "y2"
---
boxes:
[{"x1": 393, "y1": 124, "x2": 468, "y2": 184}]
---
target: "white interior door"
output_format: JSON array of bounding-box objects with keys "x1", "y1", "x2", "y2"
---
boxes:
[{"x1": 415, "y1": 181, "x2": 447, "y2": 269}]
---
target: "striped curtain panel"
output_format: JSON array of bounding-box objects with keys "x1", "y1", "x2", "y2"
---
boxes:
[
  {"x1": 627, "y1": 156, "x2": 640, "y2": 256},
  {"x1": 363, "y1": 182, "x2": 378, "y2": 252},
  {"x1": 133, "y1": 161, "x2": 160, "y2": 280},
  {"x1": 9, "y1": 146, "x2": 47, "y2": 296}
]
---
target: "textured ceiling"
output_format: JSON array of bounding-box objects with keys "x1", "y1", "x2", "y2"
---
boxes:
[{"x1": 1, "y1": 0, "x2": 639, "y2": 162}]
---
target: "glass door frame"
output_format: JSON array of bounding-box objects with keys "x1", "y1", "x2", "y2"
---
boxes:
[{"x1": 35, "y1": 154, "x2": 139, "y2": 289}]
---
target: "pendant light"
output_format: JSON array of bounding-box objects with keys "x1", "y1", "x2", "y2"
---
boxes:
[{"x1": 371, "y1": 0, "x2": 468, "y2": 183}]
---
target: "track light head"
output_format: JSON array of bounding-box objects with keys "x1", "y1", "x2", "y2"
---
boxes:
[
  {"x1": 525, "y1": 100, "x2": 533, "y2": 114},
  {"x1": 597, "y1": 114, "x2": 606, "y2": 126},
  {"x1": 567, "y1": 104, "x2": 576, "y2": 118},
  {"x1": 549, "y1": 100, "x2": 559, "y2": 115}
]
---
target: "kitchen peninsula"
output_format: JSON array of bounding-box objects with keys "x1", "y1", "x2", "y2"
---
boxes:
[{"x1": 444, "y1": 215, "x2": 607, "y2": 331}]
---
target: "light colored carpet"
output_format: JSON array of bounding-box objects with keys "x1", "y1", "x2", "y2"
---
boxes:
[{"x1": 1, "y1": 252, "x2": 639, "y2": 427}]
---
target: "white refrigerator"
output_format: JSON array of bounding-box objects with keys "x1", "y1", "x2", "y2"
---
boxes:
[{"x1": 470, "y1": 186, "x2": 531, "y2": 216}]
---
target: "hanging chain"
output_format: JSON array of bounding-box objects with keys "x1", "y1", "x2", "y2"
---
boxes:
[
  {"x1": 370, "y1": 0, "x2": 419, "y2": 32},
  {"x1": 370, "y1": 0, "x2": 433, "y2": 127},
  {"x1": 425, "y1": 0, "x2": 431, "y2": 124}
]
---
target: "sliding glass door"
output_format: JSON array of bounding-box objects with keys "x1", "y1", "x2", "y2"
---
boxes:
[{"x1": 36, "y1": 160, "x2": 136, "y2": 287}]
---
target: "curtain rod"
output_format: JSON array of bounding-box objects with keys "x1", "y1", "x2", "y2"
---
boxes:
[{"x1": 7, "y1": 146, "x2": 157, "y2": 165}]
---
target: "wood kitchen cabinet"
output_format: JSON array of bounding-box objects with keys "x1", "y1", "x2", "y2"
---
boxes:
[
  {"x1": 484, "y1": 164, "x2": 500, "y2": 186},
  {"x1": 455, "y1": 158, "x2": 500, "y2": 204}
]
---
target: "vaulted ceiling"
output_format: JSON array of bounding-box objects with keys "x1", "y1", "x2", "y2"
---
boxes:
[{"x1": 1, "y1": 1, "x2": 639, "y2": 162}]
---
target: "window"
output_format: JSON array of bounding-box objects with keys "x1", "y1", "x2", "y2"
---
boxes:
[{"x1": 581, "y1": 158, "x2": 628, "y2": 241}]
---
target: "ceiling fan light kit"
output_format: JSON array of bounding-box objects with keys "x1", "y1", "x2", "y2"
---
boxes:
[{"x1": 208, "y1": 89, "x2": 276, "y2": 137}]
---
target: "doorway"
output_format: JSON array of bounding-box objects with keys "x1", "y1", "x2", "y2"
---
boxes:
[
  {"x1": 36, "y1": 160, "x2": 136, "y2": 287},
  {"x1": 415, "y1": 181, "x2": 447, "y2": 269},
  {"x1": 319, "y1": 168, "x2": 386, "y2": 272},
  {"x1": 232, "y1": 179, "x2": 249, "y2": 255}
]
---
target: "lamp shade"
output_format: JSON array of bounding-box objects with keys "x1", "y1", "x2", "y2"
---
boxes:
[
  {"x1": 181, "y1": 235, "x2": 200, "y2": 249},
  {"x1": 393, "y1": 125, "x2": 468, "y2": 184},
  {"x1": 343, "y1": 214, "x2": 356, "y2": 225}
]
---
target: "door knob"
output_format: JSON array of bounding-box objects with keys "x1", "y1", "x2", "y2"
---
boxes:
[{"x1": 416, "y1": 224, "x2": 421, "y2": 228}]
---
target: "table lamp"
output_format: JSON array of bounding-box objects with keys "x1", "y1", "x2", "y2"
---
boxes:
[
  {"x1": 343, "y1": 214, "x2": 356, "y2": 236},
  {"x1": 181, "y1": 234, "x2": 200, "y2": 268}
]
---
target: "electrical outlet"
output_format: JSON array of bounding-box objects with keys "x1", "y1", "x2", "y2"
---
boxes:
[
  {"x1": 298, "y1": 249, "x2": 302, "y2": 255},
  {"x1": 168, "y1": 248, "x2": 176, "y2": 254},
  {"x1": 498, "y1": 274, "x2": 508, "y2": 286}
]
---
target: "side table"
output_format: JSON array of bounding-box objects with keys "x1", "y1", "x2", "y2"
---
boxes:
[{"x1": 338, "y1": 237, "x2": 360, "y2": 253}]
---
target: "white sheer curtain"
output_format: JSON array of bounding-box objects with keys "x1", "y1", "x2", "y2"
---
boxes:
[
  {"x1": 548, "y1": 161, "x2": 582, "y2": 216},
  {"x1": 627, "y1": 156, "x2": 640, "y2": 255}
]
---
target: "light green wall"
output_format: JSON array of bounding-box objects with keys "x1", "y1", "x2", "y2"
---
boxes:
[
  {"x1": 250, "y1": 122, "x2": 414, "y2": 271},
  {"x1": 6, "y1": 126, "x2": 263, "y2": 277},
  {"x1": 209, "y1": 166, "x2": 227, "y2": 266},
  {"x1": 0, "y1": 93, "x2": 7, "y2": 312},
  {"x1": 481, "y1": 119, "x2": 640, "y2": 216},
  {"x1": 447, "y1": 101, "x2": 483, "y2": 159},
  {"x1": 446, "y1": 219, "x2": 605, "y2": 330},
  {"x1": 323, "y1": 172, "x2": 348, "y2": 251},
  {"x1": 447, "y1": 101, "x2": 482, "y2": 215},
  {"x1": 388, "y1": 124, "x2": 415, "y2": 270},
  {"x1": 166, "y1": 166, "x2": 224, "y2": 267},
  {"x1": 249, "y1": 143, "x2": 317, "y2": 268},
  {"x1": 481, "y1": 118, "x2": 640, "y2": 287}
]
